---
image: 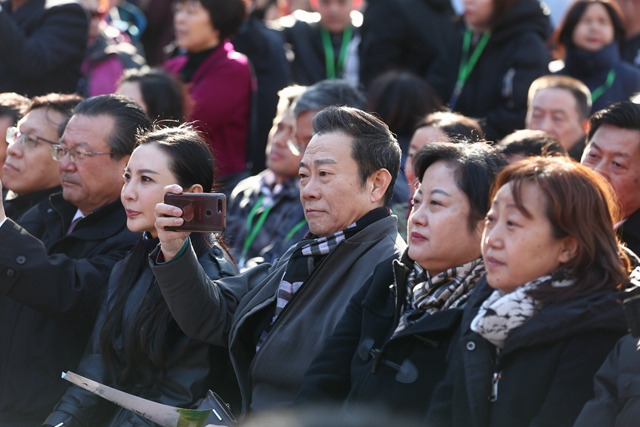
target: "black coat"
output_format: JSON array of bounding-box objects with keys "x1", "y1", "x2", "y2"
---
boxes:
[
  {"x1": 296, "y1": 252, "x2": 467, "y2": 417},
  {"x1": 0, "y1": 0, "x2": 88, "y2": 96},
  {"x1": 43, "y1": 238, "x2": 241, "y2": 427},
  {"x1": 0, "y1": 194, "x2": 138, "y2": 427},
  {"x1": 426, "y1": 278, "x2": 628, "y2": 427},
  {"x1": 427, "y1": 0, "x2": 551, "y2": 141},
  {"x1": 358, "y1": 0, "x2": 457, "y2": 88},
  {"x1": 620, "y1": 209, "x2": 640, "y2": 258},
  {"x1": 559, "y1": 42, "x2": 640, "y2": 113},
  {"x1": 573, "y1": 334, "x2": 640, "y2": 427},
  {"x1": 3, "y1": 186, "x2": 61, "y2": 222}
]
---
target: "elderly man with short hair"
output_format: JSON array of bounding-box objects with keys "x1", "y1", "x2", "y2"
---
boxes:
[
  {"x1": 0, "y1": 94, "x2": 150, "y2": 427},
  {"x1": 526, "y1": 75, "x2": 592, "y2": 160},
  {"x1": 582, "y1": 101, "x2": 640, "y2": 256},
  {"x1": 153, "y1": 105, "x2": 406, "y2": 415},
  {"x1": 3, "y1": 93, "x2": 83, "y2": 220}
]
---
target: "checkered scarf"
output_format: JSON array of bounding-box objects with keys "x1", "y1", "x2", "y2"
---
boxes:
[
  {"x1": 393, "y1": 258, "x2": 485, "y2": 337},
  {"x1": 256, "y1": 207, "x2": 390, "y2": 351}
]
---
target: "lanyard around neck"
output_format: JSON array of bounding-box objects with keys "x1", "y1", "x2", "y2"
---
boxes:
[
  {"x1": 591, "y1": 68, "x2": 616, "y2": 103},
  {"x1": 449, "y1": 30, "x2": 492, "y2": 109},
  {"x1": 320, "y1": 25, "x2": 353, "y2": 79}
]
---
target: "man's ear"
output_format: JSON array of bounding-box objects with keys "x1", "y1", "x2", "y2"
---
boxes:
[
  {"x1": 368, "y1": 169, "x2": 392, "y2": 205},
  {"x1": 558, "y1": 236, "x2": 579, "y2": 264},
  {"x1": 582, "y1": 119, "x2": 590, "y2": 136},
  {"x1": 184, "y1": 184, "x2": 204, "y2": 194}
]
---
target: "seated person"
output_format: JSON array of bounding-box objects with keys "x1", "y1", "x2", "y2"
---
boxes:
[
  {"x1": 3, "y1": 93, "x2": 83, "y2": 220},
  {"x1": 153, "y1": 106, "x2": 406, "y2": 414},
  {"x1": 44, "y1": 125, "x2": 241, "y2": 427},
  {"x1": 295, "y1": 142, "x2": 507, "y2": 417},
  {"x1": 497, "y1": 129, "x2": 567, "y2": 164},
  {"x1": 0, "y1": 92, "x2": 30, "y2": 177},
  {"x1": 0, "y1": 95, "x2": 149, "y2": 427}
]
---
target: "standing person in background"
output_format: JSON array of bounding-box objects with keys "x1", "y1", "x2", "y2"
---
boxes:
[
  {"x1": 165, "y1": 0, "x2": 252, "y2": 191},
  {"x1": 555, "y1": 0, "x2": 640, "y2": 112},
  {"x1": 43, "y1": 126, "x2": 241, "y2": 427},
  {"x1": 273, "y1": 0, "x2": 361, "y2": 86},
  {"x1": 3, "y1": 94, "x2": 83, "y2": 220},
  {"x1": 358, "y1": 0, "x2": 457, "y2": 88},
  {"x1": 428, "y1": 0, "x2": 551, "y2": 141},
  {"x1": 0, "y1": 0, "x2": 88, "y2": 96},
  {"x1": 614, "y1": 0, "x2": 640, "y2": 68},
  {"x1": 0, "y1": 93, "x2": 30, "y2": 178}
]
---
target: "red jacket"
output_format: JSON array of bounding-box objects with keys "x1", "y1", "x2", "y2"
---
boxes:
[{"x1": 165, "y1": 41, "x2": 252, "y2": 178}]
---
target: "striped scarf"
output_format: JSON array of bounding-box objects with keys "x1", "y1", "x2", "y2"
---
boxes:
[
  {"x1": 256, "y1": 207, "x2": 390, "y2": 351},
  {"x1": 393, "y1": 258, "x2": 485, "y2": 337}
]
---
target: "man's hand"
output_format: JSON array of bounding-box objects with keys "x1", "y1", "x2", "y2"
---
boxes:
[{"x1": 155, "y1": 184, "x2": 190, "y2": 262}]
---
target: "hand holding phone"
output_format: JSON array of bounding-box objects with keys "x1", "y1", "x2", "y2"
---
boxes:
[{"x1": 163, "y1": 193, "x2": 226, "y2": 233}]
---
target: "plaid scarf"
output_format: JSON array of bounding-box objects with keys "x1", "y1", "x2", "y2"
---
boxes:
[
  {"x1": 393, "y1": 258, "x2": 485, "y2": 337},
  {"x1": 256, "y1": 207, "x2": 390, "y2": 351}
]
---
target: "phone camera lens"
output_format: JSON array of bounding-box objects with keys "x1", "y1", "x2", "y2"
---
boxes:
[{"x1": 205, "y1": 209, "x2": 212, "y2": 217}]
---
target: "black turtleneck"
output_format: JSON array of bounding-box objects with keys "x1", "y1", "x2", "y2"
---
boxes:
[{"x1": 179, "y1": 45, "x2": 219, "y2": 83}]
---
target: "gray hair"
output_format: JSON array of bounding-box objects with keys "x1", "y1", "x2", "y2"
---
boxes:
[{"x1": 293, "y1": 80, "x2": 366, "y2": 117}]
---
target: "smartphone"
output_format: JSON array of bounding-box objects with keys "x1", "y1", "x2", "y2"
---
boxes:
[{"x1": 163, "y1": 193, "x2": 226, "y2": 233}]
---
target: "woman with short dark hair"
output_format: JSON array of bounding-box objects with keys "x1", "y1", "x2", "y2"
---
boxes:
[
  {"x1": 295, "y1": 142, "x2": 507, "y2": 417},
  {"x1": 427, "y1": 156, "x2": 631, "y2": 427}
]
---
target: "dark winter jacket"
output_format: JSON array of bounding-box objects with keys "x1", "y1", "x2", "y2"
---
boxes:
[
  {"x1": 428, "y1": 0, "x2": 551, "y2": 141},
  {"x1": 359, "y1": 0, "x2": 457, "y2": 88},
  {"x1": 3, "y1": 185, "x2": 61, "y2": 222},
  {"x1": 0, "y1": 194, "x2": 138, "y2": 427},
  {"x1": 225, "y1": 171, "x2": 307, "y2": 266},
  {"x1": 0, "y1": 0, "x2": 88, "y2": 96},
  {"x1": 274, "y1": 10, "x2": 360, "y2": 86},
  {"x1": 622, "y1": 34, "x2": 640, "y2": 69},
  {"x1": 296, "y1": 251, "x2": 470, "y2": 417},
  {"x1": 573, "y1": 333, "x2": 640, "y2": 427},
  {"x1": 426, "y1": 277, "x2": 628, "y2": 427},
  {"x1": 559, "y1": 42, "x2": 640, "y2": 113},
  {"x1": 620, "y1": 209, "x2": 640, "y2": 258},
  {"x1": 43, "y1": 237, "x2": 240, "y2": 427}
]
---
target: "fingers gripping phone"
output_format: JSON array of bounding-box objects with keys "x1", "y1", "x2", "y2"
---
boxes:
[{"x1": 163, "y1": 193, "x2": 226, "y2": 233}]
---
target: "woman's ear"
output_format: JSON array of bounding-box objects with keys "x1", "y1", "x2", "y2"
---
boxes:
[
  {"x1": 184, "y1": 184, "x2": 204, "y2": 194},
  {"x1": 558, "y1": 236, "x2": 579, "y2": 264}
]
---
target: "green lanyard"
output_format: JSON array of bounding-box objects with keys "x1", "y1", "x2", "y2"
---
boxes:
[
  {"x1": 320, "y1": 25, "x2": 353, "y2": 79},
  {"x1": 449, "y1": 30, "x2": 492, "y2": 109},
  {"x1": 240, "y1": 196, "x2": 308, "y2": 264},
  {"x1": 591, "y1": 68, "x2": 617, "y2": 103}
]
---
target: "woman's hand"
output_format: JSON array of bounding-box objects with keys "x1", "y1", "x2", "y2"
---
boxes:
[{"x1": 155, "y1": 184, "x2": 190, "y2": 262}]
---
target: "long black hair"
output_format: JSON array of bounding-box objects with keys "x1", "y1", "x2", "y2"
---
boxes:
[{"x1": 100, "y1": 124, "x2": 224, "y2": 391}]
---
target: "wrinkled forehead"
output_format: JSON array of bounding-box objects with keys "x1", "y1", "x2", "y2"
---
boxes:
[
  {"x1": 61, "y1": 114, "x2": 113, "y2": 149},
  {"x1": 532, "y1": 87, "x2": 579, "y2": 113}
]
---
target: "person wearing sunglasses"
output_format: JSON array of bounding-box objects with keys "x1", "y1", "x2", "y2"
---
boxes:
[{"x1": 3, "y1": 93, "x2": 82, "y2": 220}]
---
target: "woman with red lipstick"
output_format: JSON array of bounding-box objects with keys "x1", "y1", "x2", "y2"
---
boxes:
[
  {"x1": 44, "y1": 125, "x2": 240, "y2": 427},
  {"x1": 426, "y1": 156, "x2": 631, "y2": 427},
  {"x1": 555, "y1": 0, "x2": 640, "y2": 112},
  {"x1": 295, "y1": 142, "x2": 506, "y2": 417}
]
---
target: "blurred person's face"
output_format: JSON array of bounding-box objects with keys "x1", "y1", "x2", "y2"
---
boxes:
[
  {"x1": 405, "y1": 126, "x2": 450, "y2": 194},
  {"x1": 116, "y1": 81, "x2": 148, "y2": 113},
  {"x1": 572, "y1": 2, "x2": 615, "y2": 52},
  {"x1": 463, "y1": 0, "x2": 493, "y2": 32},
  {"x1": 526, "y1": 87, "x2": 587, "y2": 152},
  {"x1": 57, "y1": 114, "x2": 130, "y2": 214},
  {"x1": 173, "y1": 0, "x2": 220, "y2": 53},
  {"x1": 581, "y1": 124, "x2": 640, "y2": 218},
  {"x1": 3, "y1": 108, "x2": 63, "y2": 195},
  {"x1": 318, "y1": 0, "x2": 353, "y2": 34},
  {"x1": 0, "y1": 115, "x2": 13, "y2": 173},
  {"x1": 293, "y1": 110, "x2": 315, "y2": 153},
  {"x1": 266, "y1": 108, "x2": 304, "y2": 181}
]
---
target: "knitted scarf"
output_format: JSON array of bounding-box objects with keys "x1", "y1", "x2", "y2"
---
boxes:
[
  {"x1": 393, "y1": 258, "x2": 485, "y2": 337},
  {"x1": 256, "y1": 207, "x2": 390, "y2": 351},
  {"x1": 471, "y1": 272, "x2": 575, "y2": 348}
]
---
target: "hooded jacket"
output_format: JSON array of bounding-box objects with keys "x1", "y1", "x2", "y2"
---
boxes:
[
  {"x1": 428, "y1": 0, "x2": 551, "y2": 141},
  {"x1": 426, "y1": 277, "x2": 628, "y2": 427}
]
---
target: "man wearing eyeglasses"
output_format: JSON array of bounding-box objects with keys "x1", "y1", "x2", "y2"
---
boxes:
[
  {"x1": 3, "y1": 93, "x2": 83, "y2": 220},
  {"x1": 0, "y1": 94, "x2": 150, "y2": 427}
]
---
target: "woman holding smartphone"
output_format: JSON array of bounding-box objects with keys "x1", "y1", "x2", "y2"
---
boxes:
[{"x1": 44, "y1": 125, "x2": 240, "y2": 427}]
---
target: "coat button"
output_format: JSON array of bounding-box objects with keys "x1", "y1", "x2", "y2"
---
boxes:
[
  {"x1": 6, "y1": 268, "x2": 15, "y2": 277},
  {"x1": 212, "y1": 246, "x2": 223, "y2": 257},
  {"x1": 466, "y1": 341, "x2": 476, "y2": 351},
  {"x1": 47, "y1": 208, "x2": 53, "y2": 213},
  {"x1": 16, "y1": 256, "x2": 26, "y2": 265}
]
